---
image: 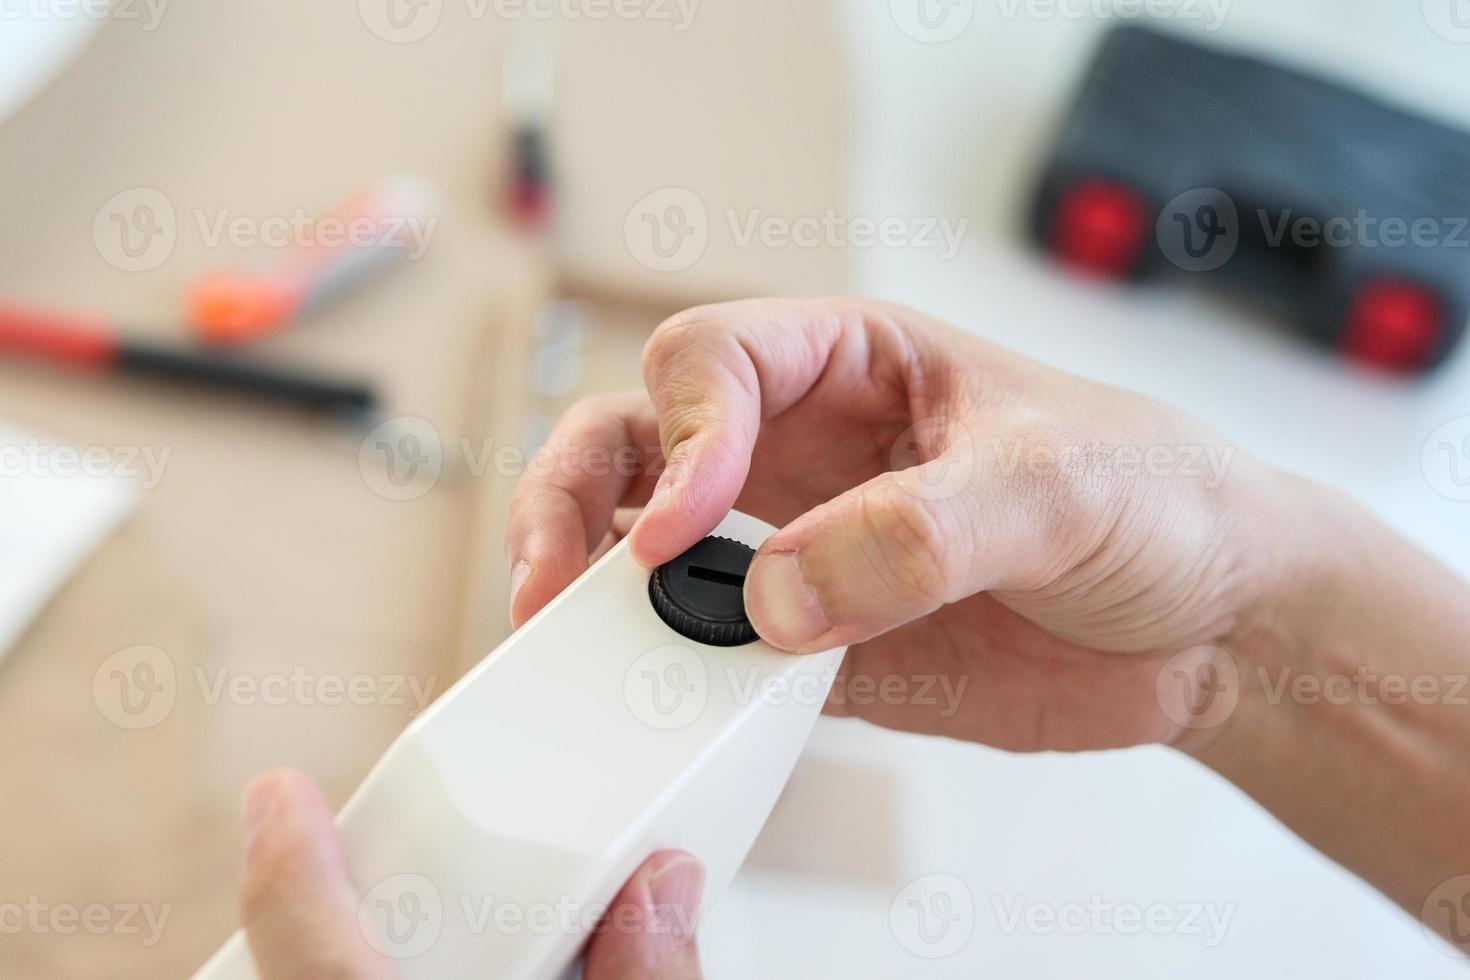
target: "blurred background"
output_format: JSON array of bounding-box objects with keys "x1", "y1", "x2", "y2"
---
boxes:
[{"x1": 1, "y1": 0, "x2": 1468, "y2": 976}]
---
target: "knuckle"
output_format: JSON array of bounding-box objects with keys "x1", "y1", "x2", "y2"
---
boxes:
[
  {"x1": 643, "y1": 314, "x2": 749, "y2": 454},
  {"x1": 659, "y1": 397, "x2": 721, "y2": 455},
  {"x1": 554, "y1": 399, "x2": 635, "y2": 461},
  {"x1": 504, "y1": 485, "x2": 538, "y2": 529},
  {"x1": 1002, "y1": 429, "x2": 1125, "y2": 576},
  {"x1": 1035, "y1": 459, "x2": 1107, "y2": 533},
  {"x1": 508, "y1": 395, "x2": 641, "y2": 496},
  {"x1": 505, "y1": 467, "x2": 551, "y2": 522},
  {"x1": 859, "y1": 481, "x2": 953, "y2": 604},
  {"x1": 505, "y1": 481, "x2": 579, "y2": 542},
  {"x1": 643, "y1": 310, "x2": 722, "y2": 378},
  {"x1": 1034, "y1": 441, "x2": 1115, "y2": 509}
]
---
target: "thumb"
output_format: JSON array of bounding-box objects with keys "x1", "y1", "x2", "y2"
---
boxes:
[
  {"x1": 744, "y1": 447, "x2": 1055, "y2": 652},
  {"x1": 238, "y1": 770, "x2": 397, "y2": 980},
  {"x1": 585, "y1": 851, "x2": 705, "y2": 980}
]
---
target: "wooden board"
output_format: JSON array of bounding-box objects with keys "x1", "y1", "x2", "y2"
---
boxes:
[{"x1": 0, "y1": 5, "x2": 544, "y2": 976}]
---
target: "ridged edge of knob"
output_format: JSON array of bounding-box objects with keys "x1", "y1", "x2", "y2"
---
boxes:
[{"x1": 648, "y1": 536, "x2": 758, "y2": 647}]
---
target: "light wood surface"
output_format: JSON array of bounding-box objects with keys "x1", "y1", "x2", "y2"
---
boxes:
[
  {"x1": 0, "y1": 6, "x2": 548, "y2": 977},
  {"x1": 551, "y1": 0, "x2": 853, "y2": 300},
  {"x1": 0, "y1": 2, "x2": 829, "y2": 974}
]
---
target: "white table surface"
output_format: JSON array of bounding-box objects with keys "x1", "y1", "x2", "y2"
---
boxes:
[{"x1": 708, "y1": 4, "x2": 1470, "y2": 977}]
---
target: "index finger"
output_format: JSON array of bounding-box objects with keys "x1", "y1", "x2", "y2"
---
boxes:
[{"x1": 628, "y1": 297, "x2": 893, "y2": 566}]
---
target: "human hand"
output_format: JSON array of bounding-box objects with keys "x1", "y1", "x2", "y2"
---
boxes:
[
  {"x1": 505, "y1": 296, "x2": 1470, "y2": 939},
  {"x1": 505, "y1": 298, "x2": 1291, "y2": 753},
  {"x1": 236, "y1": 769, "x2": 705, "y2": 979}
]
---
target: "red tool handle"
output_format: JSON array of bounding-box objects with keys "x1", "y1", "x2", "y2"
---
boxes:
[{"x1": 0, "y1": 306, "x2": 120, "y2": 369}]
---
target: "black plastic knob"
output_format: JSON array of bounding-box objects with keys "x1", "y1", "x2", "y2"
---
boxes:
[{"x1": 648, "y1": 536, "x2": 758, "y2": 647}]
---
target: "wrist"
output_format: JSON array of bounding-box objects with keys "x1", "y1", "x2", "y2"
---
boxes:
[
  {"x1": 1166, "y1": 464, "x2": 1333, "y2": 762},
  {"x1": 1183, "y1": 469, "x2": 1470, "y2": 913},
  {"x1": 1185, "y1": 469, "x2": 1390, "y2": 765},
  {"x1": 1225, "y1": 471, "x2": 1362, "y2": 700}
]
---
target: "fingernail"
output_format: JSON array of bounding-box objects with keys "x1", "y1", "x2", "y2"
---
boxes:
[
  {"x1": 241, "y1": 775, "x2": 281, "y2": 849},
  {"x1": 646, "y1": 855, "x2": 704, "y2": 940},
  {"x1": 508, "y1": 559, "x2": 531, "y2": 613},
  {"x1": 745, "y1": 552, "x2": 831, "y2": 651}
]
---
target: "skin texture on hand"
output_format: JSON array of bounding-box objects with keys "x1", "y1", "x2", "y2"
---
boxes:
[
  {"x1": 238, "y1": 769, "x2": 705, "y2": 980},
  {"x1": 504, "y1": 297, "x2": 1470, "y2": 944},
  {"x1": 1192, "y1": 484, "x2": 1470, "y2": 934},
  {"x1": 229, "y1": 298, "x2": 1470, "y2": 967},
  {"x1": 506, "y1": 298, "x2": 1284, "y2": 753}
]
